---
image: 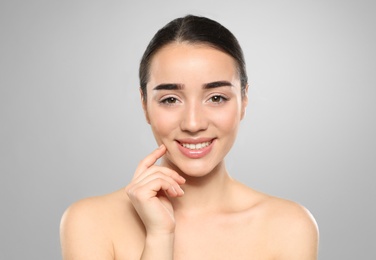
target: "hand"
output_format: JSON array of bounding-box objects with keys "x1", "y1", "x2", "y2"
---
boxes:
[{"x1": 125, "y1": 145, "x2": 185, "y2": 235}]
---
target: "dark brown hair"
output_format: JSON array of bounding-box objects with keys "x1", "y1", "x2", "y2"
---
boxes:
[{"x1": 139, "y1": 15, "x2": 248, "y2": 100}]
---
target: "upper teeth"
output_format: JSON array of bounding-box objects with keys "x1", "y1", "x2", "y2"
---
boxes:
[{"x1": 182, "y1": 142, "x2": 211, "y2": 150}]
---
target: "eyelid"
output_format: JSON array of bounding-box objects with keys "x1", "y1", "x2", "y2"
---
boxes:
[
  {"x1": 158, "y1": 94, "x2": 181, "y2": 106},
  {"x1": 206, "y1": 93, "x2": 229, "y2": 104}
]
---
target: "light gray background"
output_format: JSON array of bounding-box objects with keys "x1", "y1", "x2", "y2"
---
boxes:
[{"x1": 1, "y1": 0, "x2": 375, "y2": 259}]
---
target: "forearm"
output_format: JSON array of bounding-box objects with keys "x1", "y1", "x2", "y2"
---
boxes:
[{"x1": 140, "y1": 233, "x2": 175, "y2": 260}]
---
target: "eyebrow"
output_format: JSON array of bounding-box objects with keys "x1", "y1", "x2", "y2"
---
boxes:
[
  {"x1": 203, "y1": 80, "x2": 234, "y2": 89},
  {"x1": 153, "y1": 83, "x2": 183, "y2": 91},
  {"x1": 153, "y1": 81, "x2": 233, "y2": 91}
]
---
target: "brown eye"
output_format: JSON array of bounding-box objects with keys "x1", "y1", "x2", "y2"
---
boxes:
[
  {"x1": 209, "y1": 95, "x2": 227, "y2": 103},
  {"x1": 160, "y1": 97, "x2": 178, "y2": 105}
]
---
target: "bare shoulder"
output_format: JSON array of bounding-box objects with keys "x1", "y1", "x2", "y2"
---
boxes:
[
  {"x1": 259, "y1": 195, "x2": 319, "y2": 238},
  {"x1": 60, "y1": 189, "x2": 143, "y2": 260},
  {"x1": 260, "y1": 196, "x2": 319, "y2": 259},
  {"x1": 232, "y1": 182, "x2": 319, "y2": 259}
]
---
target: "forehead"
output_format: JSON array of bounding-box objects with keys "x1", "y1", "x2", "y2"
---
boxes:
[{"x1": 148, "y1": 43, "x2": 239, "y2": 86}]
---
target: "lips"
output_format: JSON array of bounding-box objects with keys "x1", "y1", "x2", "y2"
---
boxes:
[
  {"x1": 175, "y1": 138, "x2": 215, "y2": 159},
  {"x1": 181, "y1": 141, "x2": 212, "y2": 150}
]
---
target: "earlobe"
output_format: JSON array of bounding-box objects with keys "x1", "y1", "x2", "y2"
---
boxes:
[{"x1": 140, "y1": 88, "x2": 150, "y2": 124}]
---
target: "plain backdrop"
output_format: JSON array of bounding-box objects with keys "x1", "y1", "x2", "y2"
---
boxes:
[{"x1": 1, "y1": 0, "x2": 375, "y2": 259}]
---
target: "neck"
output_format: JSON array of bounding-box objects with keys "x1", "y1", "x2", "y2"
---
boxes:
[{"x1": 167, "y1": 161, "x2": 233, "y2": 216}]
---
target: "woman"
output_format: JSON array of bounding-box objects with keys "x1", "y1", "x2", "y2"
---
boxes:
[{"x1": 60, "y1": 15, "x2": 319, "y2": 259}]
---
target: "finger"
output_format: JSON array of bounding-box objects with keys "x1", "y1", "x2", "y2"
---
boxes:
[
  {"x1": 133, "y1": 145, "x2": 166, "y2": 180},
  {"x1": 133, "y1": 165, "x2": 186, "y2": 185},
  {"x1": 129, "y1": 172, "x2": 184, "y2": 196},
  {"x1": 128, "y1": 177, "x2": 182, "y2": 201}
]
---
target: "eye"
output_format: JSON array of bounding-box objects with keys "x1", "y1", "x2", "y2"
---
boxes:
[
  {"x1": 208, "y1": 95, "x2": 228, "y2": 104},
  {"x1": 160, "y1": 96, "x2": 179, "y2": 105}
]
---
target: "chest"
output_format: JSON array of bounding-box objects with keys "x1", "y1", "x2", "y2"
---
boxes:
[
  {"x1": 173, "y1": 214, "x2": 272, "y2": 260},
  {"x1": 113, "y1": 212, "x2": 274, "y2": 260}
]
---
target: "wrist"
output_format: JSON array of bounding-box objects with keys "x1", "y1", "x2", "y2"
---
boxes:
[
  {"x1": 146, "y1": 224, "x2": 176, "y2": 237},
  {"x1": 141, "y1": 233, "x2": 175, "y2": 259},
  {"x1": 145, "y1": 231, "x2": 175, "y2": 244}
]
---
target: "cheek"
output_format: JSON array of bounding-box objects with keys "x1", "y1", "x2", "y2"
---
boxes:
[
  {"x1": 148, "y1": 109, "x2": 177, "y2": 137},
  {"x1": 211, "y1": 105, "x2": 241, "y2": 133}
]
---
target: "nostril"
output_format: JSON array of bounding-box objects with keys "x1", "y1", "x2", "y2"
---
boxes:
[{"x1": 180, "y1": 111, "x2": 208, "y2": 133}]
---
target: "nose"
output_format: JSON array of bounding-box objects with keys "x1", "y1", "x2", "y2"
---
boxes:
[{"x1": 180, "y1": 101, "x2": 208, "y2": 133}]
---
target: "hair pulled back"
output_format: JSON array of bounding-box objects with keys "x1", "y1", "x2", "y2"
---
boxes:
[{"x1": 139, "y1": 15, "x2": 248, "y2": 100}]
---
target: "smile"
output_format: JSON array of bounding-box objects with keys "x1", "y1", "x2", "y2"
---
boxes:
[
  {"x1": 176, "y1": 139, "x2": 215, "y2": 159},
  {"x1": 181, "y1": 141, "x2": 212, "y2": 150}
]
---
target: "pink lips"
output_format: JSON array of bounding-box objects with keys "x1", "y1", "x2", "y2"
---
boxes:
[{"x1": 176, "y1": 138, "x2": 215, "y2": 159}]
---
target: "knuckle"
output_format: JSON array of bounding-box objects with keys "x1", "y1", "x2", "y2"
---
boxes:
[
  {"x1": 153, "y1": 177, "x2": 164, "y2": 184},
  {"x1": 128, "y1": 188, "x2": 142, "y2": 200},
  {"x1": 125, "y1": 187, "x2": 134, "y2": 198}
]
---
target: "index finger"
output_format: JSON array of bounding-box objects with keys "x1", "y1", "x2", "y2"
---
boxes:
[{"x1": 133, "y1": 144, "x2": 167, "y2": 179}]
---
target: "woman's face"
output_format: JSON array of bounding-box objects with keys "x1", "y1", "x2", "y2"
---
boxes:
[{"x1": 143, "y1": 43, "x2": 248, "y2": 177}]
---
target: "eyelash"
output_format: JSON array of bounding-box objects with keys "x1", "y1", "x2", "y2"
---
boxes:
[
  {"x1": 208, "y1": 95, "x2": 229, "y2": 104},
  {"x1": 159, "y1": 96, "x2": 180, "y2": 106},
  {"x1": 158, "y1": 95, "x2": 229, "y2": 106}
]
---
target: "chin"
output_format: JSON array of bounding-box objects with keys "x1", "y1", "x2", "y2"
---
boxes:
[
  {"x1": 180, "y1": 166, "x2": 214, "y2": 178},
  {"x1": 163, "y1": 156, "x2": 223, "y2": 178}
]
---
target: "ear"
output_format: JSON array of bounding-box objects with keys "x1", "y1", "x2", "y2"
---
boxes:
[
  {"x1": 240, "y1": 84, "x2": 249, "y2": 120},
  {"x1": 140, "y1": 88, "x2": 150, "y2": 124}
]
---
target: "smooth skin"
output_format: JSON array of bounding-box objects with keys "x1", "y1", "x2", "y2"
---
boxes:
[{"x1": 60, "y1": 43, "x2": 319, "y2": 259}]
